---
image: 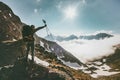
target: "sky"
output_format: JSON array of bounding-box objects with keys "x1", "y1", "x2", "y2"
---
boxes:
[{"x1": 0, "y1": 0, "x2": 120, "y2": 37}]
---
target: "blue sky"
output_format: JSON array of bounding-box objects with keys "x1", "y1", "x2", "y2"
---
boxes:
[{"x1": 0, "y1": 0, "x2": 120, "y2": 36}]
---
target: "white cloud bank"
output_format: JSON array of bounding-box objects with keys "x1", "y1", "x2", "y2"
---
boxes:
[{"x1": 57, "y1": 35, "x2": 120, "y2": 63}]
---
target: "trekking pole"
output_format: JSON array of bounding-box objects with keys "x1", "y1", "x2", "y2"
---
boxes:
[
  {"x1": 42, "y1": 19, "x2": 55, "y2": 41},
  {"x1": 42, "y1": 19, "x2": 49, "y2": 36}
]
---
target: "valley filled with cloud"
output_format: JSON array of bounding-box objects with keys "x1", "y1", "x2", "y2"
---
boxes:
[{"x1": 57, "y1": 34, "x2": 120, "y2": 63}]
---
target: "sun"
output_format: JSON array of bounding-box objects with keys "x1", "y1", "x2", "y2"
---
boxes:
[{"x1": 64, "y1": 6, "x2": 77, "y2": 19}]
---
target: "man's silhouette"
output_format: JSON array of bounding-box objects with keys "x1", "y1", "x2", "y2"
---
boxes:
[{"x1": 22, "y1": 24, "x2": 46, "y2": 63}]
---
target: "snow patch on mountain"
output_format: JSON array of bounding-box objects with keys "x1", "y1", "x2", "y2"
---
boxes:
[
  {"x1": 0, "y1": 65, "x2": 14, "y2": 70},
  {"x1": 40, "y1": 41, "x2": 44, "y2": 47},
  {"x1": 90, "y1": 63, "x2": 120, "y2": 78},
  {"x1": 9, "y1": 13, "x2": 12, "y2": 17},
  {"x1": 60, "y1": 59, "x2": 81, "y2": 70},
  {"x1": 28, "y1": 55, "x2": 49, "y2": 67}
]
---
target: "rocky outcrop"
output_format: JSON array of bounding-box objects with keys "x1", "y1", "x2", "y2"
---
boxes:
[
  {"x1": 0, "y1": 2, "x2": 25, "y2": 66},
  {"x1": 0, "y1": 58, "x2": 65, "y2": 80},
  {"x1": 0, "y1": 40, "x2": 25, "y2": 66},
  {"x1": 0, "y1": 2, "x2": 22, "y2": 42},
  {"x1": 106, "y1": 44, "x2": 120, "y2": 70}
]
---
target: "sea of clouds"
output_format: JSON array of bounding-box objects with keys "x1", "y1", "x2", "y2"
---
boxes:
[{"x1": 57, "y1": 34, "x2": 120, "y2": 63}]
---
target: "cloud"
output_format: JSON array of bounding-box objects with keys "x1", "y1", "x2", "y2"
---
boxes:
[
  {"x1": 57, "y1": 34, "x2": 120, "y2": 63},
  {"x1": 82, "y1": 0, "x2": 86, "y2": 4},
  {"x1": 36, "y1": 0, "x2": 41, "y2": 3},
  {"x1": 34, "y1": 8, "x2": 38, "y2": 13}
]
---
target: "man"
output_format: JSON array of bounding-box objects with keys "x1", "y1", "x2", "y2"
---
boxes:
[{"x1": 22, "y1": 24, "x2": 47, "y2": 63}]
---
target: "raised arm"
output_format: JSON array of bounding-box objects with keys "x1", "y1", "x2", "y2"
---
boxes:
[{"x1": 34, "y1": 24, "x2": 47, "y2": 32}]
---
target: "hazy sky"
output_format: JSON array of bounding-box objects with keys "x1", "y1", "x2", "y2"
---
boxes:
[{"x1": 0, "y1": 0, "x2": 120, "y2": 36}]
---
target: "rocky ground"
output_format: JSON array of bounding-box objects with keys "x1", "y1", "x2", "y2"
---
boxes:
[{"x1": 0, "y1": 41, "x2": 95, "y2": 80}]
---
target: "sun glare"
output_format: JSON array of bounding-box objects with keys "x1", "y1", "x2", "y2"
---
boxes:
[{"x1": 64, "y1": 6, "x2": 77, "y2": 19}]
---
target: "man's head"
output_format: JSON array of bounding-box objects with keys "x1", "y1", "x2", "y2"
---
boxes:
[{"x1": 31, "y1": 25, "x2": 35, "y2": 29}]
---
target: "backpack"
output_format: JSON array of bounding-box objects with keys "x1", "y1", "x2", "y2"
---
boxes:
[{"x1": 22, "y1": 25, "x2": 34, "y2": 42}]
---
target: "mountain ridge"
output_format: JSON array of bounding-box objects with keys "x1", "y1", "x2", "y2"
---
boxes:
[{"x1": 45, "y1": 33, "x2": 113, "y2": 41}]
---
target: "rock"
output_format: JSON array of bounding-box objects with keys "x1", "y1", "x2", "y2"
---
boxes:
[
  {"x1": 0, "y1": 2, "x2": 22, "y2": 42},
  {"x1": 0, "y1": 58, "x2": 66, "y2": 80}
]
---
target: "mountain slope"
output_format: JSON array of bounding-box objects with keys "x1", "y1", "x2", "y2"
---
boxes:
[
  {"x1": 0, "y1": 44, "x2": 95, "y2": 80},
  {"x1": 106, "y1": 44, "x2": 120, "y2": 69},
  {"x1": 0, "y1": 2, "x2": 25, "y2": 66},
  {"x1": 35, "y1": 35, "x2": 85, "y2": 67},
  {"x1": 0, "y1": 2, "x2": 22, "y2": 42},
  {"x1": 0, "y1": 40, "x2": 25, "y2": 66}
]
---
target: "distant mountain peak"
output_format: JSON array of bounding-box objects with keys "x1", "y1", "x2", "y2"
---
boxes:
[
  {"x1": 45, "y1": 32, "x2": 113, "y2": 41},
  {"x1": 79, "y1": 32, "x2": 113, "y2": 40}
]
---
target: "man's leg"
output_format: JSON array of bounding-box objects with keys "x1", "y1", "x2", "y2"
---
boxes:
[
  {"x1": 26, "y1": 42, "x2": 30, "y2": 62},
  {"x1": 31, "y1": 41, "x2": 34, "y2": 63}
]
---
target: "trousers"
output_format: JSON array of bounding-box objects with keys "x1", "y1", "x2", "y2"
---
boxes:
[{"x1": 26, "y1": 41, "x2": 34, "y2": 63}]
